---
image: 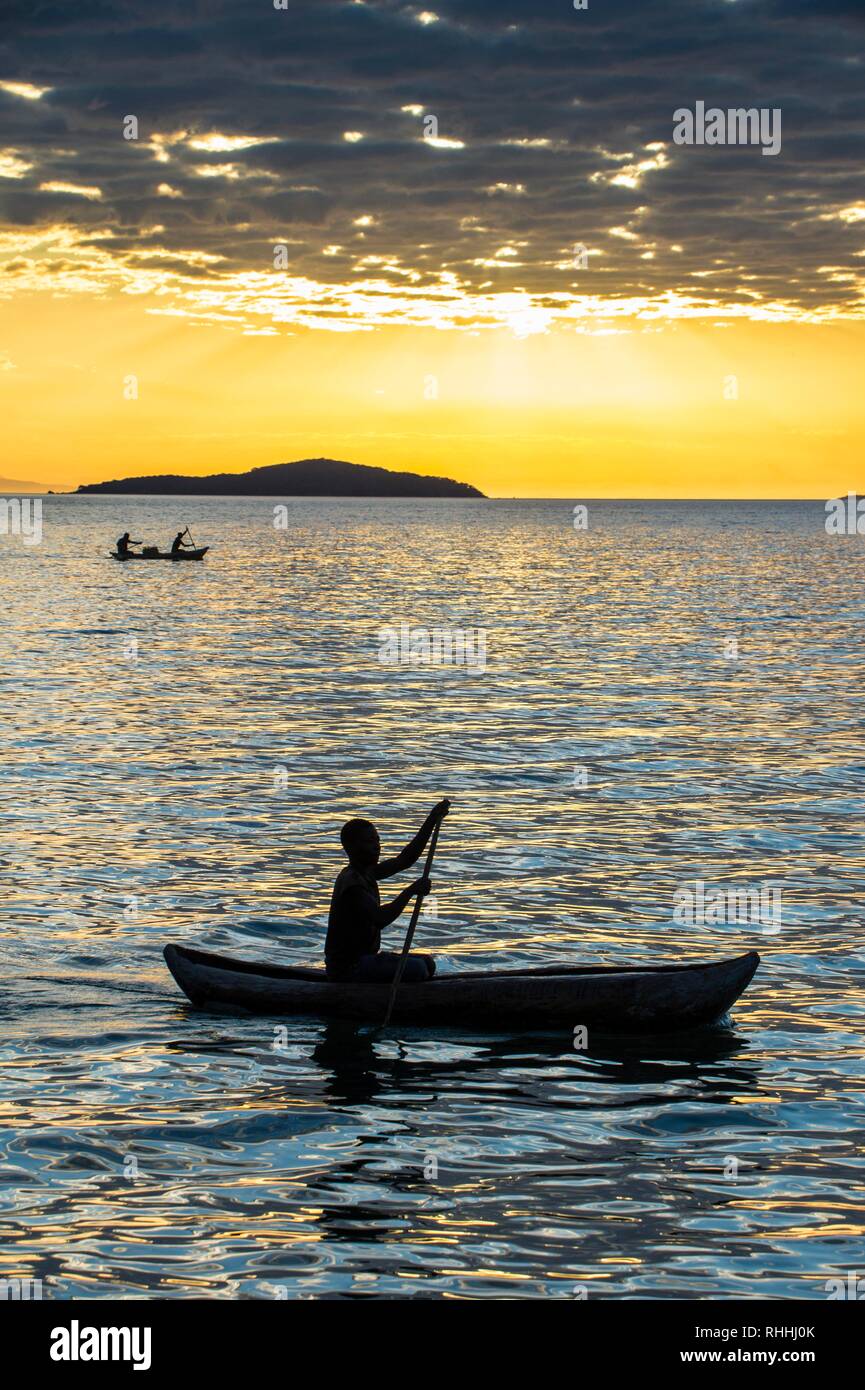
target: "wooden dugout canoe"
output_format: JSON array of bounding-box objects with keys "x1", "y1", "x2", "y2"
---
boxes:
[
  {"x1": 110, "y1": 547, "x2": 209, "y2": 561},
  {"x1": 163, "y1": 944, "x2": 760, "y2": 1034}
]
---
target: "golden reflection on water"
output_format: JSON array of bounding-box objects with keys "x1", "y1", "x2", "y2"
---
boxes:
[{"x1": 1, "y1": 498, "x2": 863, "y2": 1297}]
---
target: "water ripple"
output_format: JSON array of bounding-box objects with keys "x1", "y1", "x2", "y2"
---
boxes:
[{"x1": 0, "y1": 498, "x2": 862, "y2": 1298}]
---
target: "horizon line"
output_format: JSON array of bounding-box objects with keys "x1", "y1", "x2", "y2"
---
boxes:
[{"x1": 35, "y1": 491, "x2": 855, "y2": 503}]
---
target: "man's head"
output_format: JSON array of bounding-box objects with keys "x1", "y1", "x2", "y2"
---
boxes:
[{"x1": 340, "y1": 817, "x2": 380, "y2": 867}]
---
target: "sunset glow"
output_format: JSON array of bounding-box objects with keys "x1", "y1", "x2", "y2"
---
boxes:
[{"x1": 1, "y1": 1, "x2": 863, "y2": 495}]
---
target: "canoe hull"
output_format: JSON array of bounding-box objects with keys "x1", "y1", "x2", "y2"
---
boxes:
[
  {"x1": 163, "y1": 944, "x2": 759, "y2": 1034},
  {"x1": 111, "y1": 547, "x2": 209, "y2": 561}
]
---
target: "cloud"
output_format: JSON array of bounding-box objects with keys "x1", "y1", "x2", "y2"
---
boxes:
[
  {"x1": 186, "y1": 133, "x2": 278, "y2": 152},
  {"x1": 0, "y1": 79, "x2": 51, "y2": 100},
  {"x1": 38, "y1": 180, "x2": 102, "y2": 199},
  {"x1": 0, "y1": 0, "x2": 861, "y2": 332},
  {"x1": 0, "y1": 149, "x2": 34, "y2": 178}
]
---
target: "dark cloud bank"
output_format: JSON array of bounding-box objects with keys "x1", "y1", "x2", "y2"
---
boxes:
[{"x1": 0, "y1": 0, "x2": 863, "y2": 321}]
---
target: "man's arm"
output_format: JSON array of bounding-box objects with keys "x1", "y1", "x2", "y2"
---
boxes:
[
  {"x1": 343, "y1": 879, "x2": 430, "y2": 930},
  {"x1": 375, "y1": 800, "x2": 450, "y2": 880}
]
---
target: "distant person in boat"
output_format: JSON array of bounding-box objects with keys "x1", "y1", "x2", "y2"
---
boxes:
[
  {"x1": 116, "y1": 532, "x2": 141, "y2": 556},
  {"x1": 171, "y1": 528, "x2": 194, "y2": 554},
  {"x1": 325, "y1": 799, "x2": 450, "y2": 983}
]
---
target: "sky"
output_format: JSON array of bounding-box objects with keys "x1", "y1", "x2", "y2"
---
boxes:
[{"x1": 0, "y1": 0, "x2": 863, "y2": 496}]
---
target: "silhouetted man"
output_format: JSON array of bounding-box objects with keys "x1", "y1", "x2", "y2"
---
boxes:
[
  {"x1": 116, "y1": 532, "x2": 141, "y2": 556},
  {"x1": 325, "y1": 799, "x2": 450, "y2": 982},
  {"x1": 171, "y1": 528, "x2": 193, "y2": 554}
]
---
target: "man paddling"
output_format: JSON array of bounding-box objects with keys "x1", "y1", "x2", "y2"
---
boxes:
[
  {"x1": 116, "y1": 532, "x2": 142, "y2": 557},
  {"x1": 171, "y1": 527, "x2": 194, "y2": 554},
  {"x1": 325, "y1": 799, "x2": 449, "y2": 983}
]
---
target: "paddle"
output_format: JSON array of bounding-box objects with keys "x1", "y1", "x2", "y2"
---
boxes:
[
  {"x1": 381, "y1": 814, "x2": 442, "y2": 1029},
  {"x1": 183, "y1": 524, "x2": 196, "y2": 549}
]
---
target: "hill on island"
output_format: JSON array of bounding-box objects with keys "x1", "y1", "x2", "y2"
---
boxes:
[
  {"x1": 0, "y1": 476, "x2": 48, "y2": 493},
  {"x1": 75, "y1": 458, "x2": 485, "y2": 498}
]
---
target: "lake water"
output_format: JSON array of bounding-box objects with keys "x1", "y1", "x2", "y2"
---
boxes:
[{"x1": 1, "y1": 496, "x2": 863, "y2": 1299}]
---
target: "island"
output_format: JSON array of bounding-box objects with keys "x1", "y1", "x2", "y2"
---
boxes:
[
  {"x1": 0, "y1": 476, "x2": 48, "y2": 493},
  {"x1": 75, "y1": 458, "x2": 485, "y2": 498}
]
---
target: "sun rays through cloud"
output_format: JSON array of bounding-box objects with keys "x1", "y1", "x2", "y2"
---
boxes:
[{"x1": 1, "y1": 0, "x2": 863, "y2": 493}]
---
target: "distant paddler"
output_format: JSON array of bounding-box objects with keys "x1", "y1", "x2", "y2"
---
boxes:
[
  {"x1": 116, "y1": 531, "x2": 142, "y2": 557},
  {"x1": 171, "y1": 527, "x2": 197, "y2": 555}
]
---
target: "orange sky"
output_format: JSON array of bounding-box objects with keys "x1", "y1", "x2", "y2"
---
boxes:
[{"x1": 1, "y1": 280, "x2": 862, "y2": 496}]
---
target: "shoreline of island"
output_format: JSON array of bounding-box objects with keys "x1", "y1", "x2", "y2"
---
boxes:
[{"x1": 73, "y1": 457, "x2": 485, "y2": 499}]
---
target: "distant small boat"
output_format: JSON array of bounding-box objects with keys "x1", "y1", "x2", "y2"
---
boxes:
[
  {"x1": 110, "y1": 547, "x2": 209, "y2": 562},
  {"x1": 163, "y1": 944, "x2": 760, "y2": 1033}
]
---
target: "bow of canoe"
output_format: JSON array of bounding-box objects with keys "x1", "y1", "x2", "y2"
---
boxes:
[{"x1": 163, "y1": 943, "x2": 759, "y2": 1034}]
